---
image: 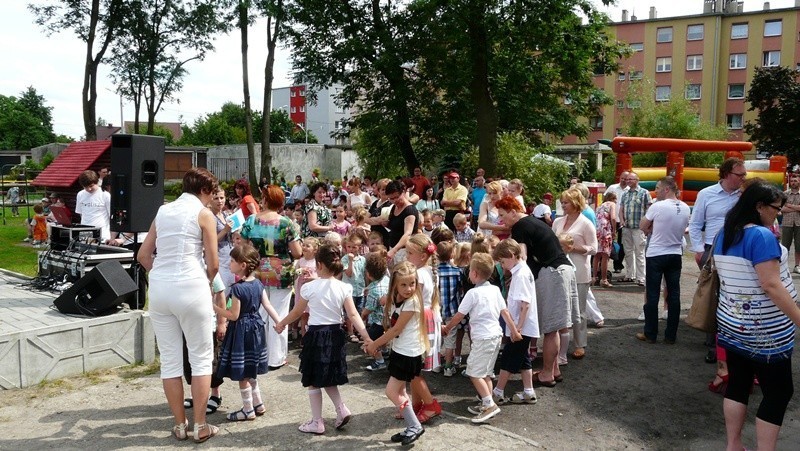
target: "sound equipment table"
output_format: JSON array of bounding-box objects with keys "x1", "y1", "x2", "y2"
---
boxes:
[{"x1": 38, "y1": 244, "x2": 134, "y2": 281}]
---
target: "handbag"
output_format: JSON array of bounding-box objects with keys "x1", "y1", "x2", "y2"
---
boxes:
[{"x1": 686, "y1": 237, "x2": 720, "y2": 333}]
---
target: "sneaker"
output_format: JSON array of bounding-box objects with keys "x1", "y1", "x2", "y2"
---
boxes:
[
  {"x1": 795, "y1": 265, "x2": 800, "y2": 274},
  {"x1": 661, "y1": 310, "x2": 668, "y2": 320},
  {"x1": 471, "y1": 404, "x2": 501, "y2": 423},
  {"x1": 23, "y1": 237, "x2": 32, "y2": 242},
  {"x1": 443, "y1": 365, "x2": 456, "y2": 377},
  {"x1": 467, "y1": 403, "x2": 484, "y2": 415},
  {"x1": 335, "y1": 404, "x2": 351, "y2": 429},
  {"x1": 511, "y1": 391, "x2": 538, "y2": 404},
  {"x1": 365, "y1": 360, "x2": 386, "y2": 371},
  {"x1": 637, "y1": 311, "x2": 645, "y2": 321},
  {"x1": 495, "y1": 394, "x2": 513, "y2": 405},
  {"x1": 431, "y1": 365, "x2": 442, "y2": 373}
]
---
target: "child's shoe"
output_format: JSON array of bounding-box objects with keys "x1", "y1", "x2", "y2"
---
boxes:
[
  {"x1": 443, "y1": 365, "x2": 456, "y2": 377},
  {"x1": 298, "y1": 418, "x2": 325, "y2": 434},
  {"x1": 511, "y1": 391, "x2": 538, "y2": 404},
  {"x1": 364, "y1": 360, "x2": 386, "y2": 371},
  {"x1": 335, "y1": 404, "x2": 351, "y2": 429}
]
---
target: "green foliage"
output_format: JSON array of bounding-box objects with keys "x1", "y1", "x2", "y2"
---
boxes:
[
  {"x1": 745, "y1": 66, "x2": 800, "y2": 165},
  {"x1": 40, "y1": 152, "x2": 55, "y2": 169},
  {"x1": 461, "y1": 132, "x2": 571, "y2": 204},
  {"x1": 0, "y1": 87, "x2": 56, "y2": 150},
  {"x1": 147, "y1": 125, "x2": 175, "y2": 146},
  {"x1": 179, "y1": 103, "x2": 310, "y2": 146},
  {"x1": 165, "y1": 181, "x2": 183, "y2": 198}
]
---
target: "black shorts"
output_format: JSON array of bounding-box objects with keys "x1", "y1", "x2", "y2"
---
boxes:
[
  {"x1": 367, "y1": 323, "x2": 384, "y2": 341},
  {"x1": 499, "y1": 336, "x2": 533, "y2": 373},
  {"x1": 388, "y1": 351, "x2": 423, "y2": 382}
]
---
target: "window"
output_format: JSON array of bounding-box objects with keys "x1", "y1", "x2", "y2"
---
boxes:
[
  {"x1": 764, "y1": 20, "x2": 782, "y2": 37},
  {"x1": 627, "y1": 100, "x2": 642, "y2": 109},
  {"x1": 731, "y1": 23, "x2": 748, "y2": 39},
  {"x1": 618, "y1": 72, "x2": 626, "y2": 81},
  {"x1": 629, "y1": 43, "x2": 644, "y2": 52},
  {"x1": 687, "y1": 24, "x2": 704, "y2": 41},
  {"x1": 657, "y1": 27, "x2": 673, "y2": 43},
  {"x1": 589, "y1": 116, "x2": 603, "y2": 130},
  {"x1": 616, "y1": 100, "x2": 625, "y2": 109},
  {"x1": 300, "y1": 90, "x2": 306, "y2": 97},
  {"x1": 290, "y1": 91, "x2": 296, "y2": 97},
  {"x1": 290, "y1": 106, "x2": 296, "y2": 113},
  {"x1": 334, "y1": 121, "x2": 341, "y2": 130},
  {"x1": 299, "y1": 106, "x2": 306, "y2": 113},
  {"x1": 729, "y1": 53, "x2": 747, "y2": 69},
  {"x1": 629, "y1": 70, "x2": 643, "y2": 80},
  {"x1": 763, "y1": 51, "x2": 780, "y2": 67},
  {"x1": 728, "y1": 84, "x2": 745, "y2": 99},
  {"x1": 656, "y1": 57, "x2": 672, "y2": 72},
  {"x1": 685, "y1": 84, "x2": 702, "y2": 100},
  {"x1": 727, "y1": 114, "x2": 743, "y2": 129},
  {"x1": 655, "y1": 86, "x2": 671, "y2": 101},
  {"x1": 687, "y1": 55, "x2": 703, "y2": 71}
]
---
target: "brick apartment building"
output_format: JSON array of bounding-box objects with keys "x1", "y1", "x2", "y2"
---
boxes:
[{"x1": 563, "y1": 0, "x2": 800, "y2": 152}]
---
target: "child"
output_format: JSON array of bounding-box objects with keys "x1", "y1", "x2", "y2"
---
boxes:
[
  {"x1": 431, "y1": 209, "x2": 447, "y2": 231},
  {"x1": 294, "y1": 237, "x2": 320, "y2": 339},
  {"x1": 331, "y1": 205, "x2": 351, "y2": 237},
  {"x1": 452, "y1": 241, "x2": 472, "y2": 368},
  {"x1": 403, "y1": 233, "x2": 442, "y2": 423},
  {"x1": 453, "y1": 213, "x2": 476, "y2": 243},
  {"x1": 323, "y1": 231, "x2": 343, "y2": 252},
  {"x1": 352, "y1": 207, "x2": 372, "y2": 255},
  {"x1": 215, "y1": 245, "x2": 282, "y2": 421},
  {"x1": 420, "y1": 209, "x2": 435, "y2": 236},
  {"x1": 367, "y1": 230, "x2": 384, "y2": 253},
  {"x1": 437, "y1": 240, "x2": 463, "y2": 377},
  {"x1": 343, "y1": 233, "x2": 367, "y2": 342},
  {"x1": 442, "y1": 253, "x2": 521, "y2": 423},
  {"x1": 362, "y1": 249, "x2": 390, "y2": 371},
  {"x1": 364, "y1": 261, "x2": 427, "y2": 446},
  {"x1": 75, "y1": 169, "x2": 111, "y2": 241},
  {"x1": 492, "y1": 239, "x2": 539, "y2": 404},
  {"x1": 276, "y1": 244, "x2": 371, "y2": 435},
  {"x1": 31, "y1": 203, "x2": 48, "y2": 246}
]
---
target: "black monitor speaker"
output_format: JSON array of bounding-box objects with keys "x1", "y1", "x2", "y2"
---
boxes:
[
  {"x1": 53, "y1": 261, "x2": 138, "y2": 316},
  {"x1": 110, "y1": 134, "x2": 165, "y2": 232}
]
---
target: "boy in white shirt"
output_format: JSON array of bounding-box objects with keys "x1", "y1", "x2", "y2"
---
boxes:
[
  {"x1": 443, "y1": 253, "x2": 521, "y2": 424},
  {"x1": 492, "y1": 239, "x2": 540, "y2": 404},
  {"x1": 75, "y1": 169, "x2": 111, "y2": 241}
]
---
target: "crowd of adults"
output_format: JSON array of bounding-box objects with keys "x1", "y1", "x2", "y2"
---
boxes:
[{"x1": 132, "y1": 160, "x2": 800, "y2": 448}]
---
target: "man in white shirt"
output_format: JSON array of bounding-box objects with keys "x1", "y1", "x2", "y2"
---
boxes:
[
  {"x1": 604, "y1": 171, "x2": 629, "y2": 273},
  {"x1": 290, "y1": 175, "x2": 310, "y2": 205},
  {"x1": 636, "y1": 176, "x2": 689, "y2": 344},
  {"x1": 75, "y1": 169, "x2": 111, "y2": 241}
]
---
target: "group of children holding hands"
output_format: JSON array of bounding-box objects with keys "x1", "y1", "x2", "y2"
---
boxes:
[{"x1": 206, "y1": 213, "x2": 546, "y2": 447}]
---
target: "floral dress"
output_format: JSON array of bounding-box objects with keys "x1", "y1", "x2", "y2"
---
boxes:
[
  {"x1": 301, "y1": 200, "x2": 332, "y2": 238},
  {"x1": 595, "y1": 201, "x2": 615, "y2": 256},
  {"x1": 241, "y1": 214, "x2": 300, "y2": 289}
]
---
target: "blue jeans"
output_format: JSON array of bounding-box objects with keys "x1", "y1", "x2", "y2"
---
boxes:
[{"x1": 643, "y1": 254, "x2": 682, "y2": 342}]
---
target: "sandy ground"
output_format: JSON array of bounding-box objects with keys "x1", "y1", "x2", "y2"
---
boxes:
[{"x1": 0, "y1": 253, "x2": 798, "y2": 450}]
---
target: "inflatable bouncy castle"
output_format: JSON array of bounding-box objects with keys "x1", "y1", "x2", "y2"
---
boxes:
[{"x1": 611, "y1": 137, "x2": 786, "y2": 204}]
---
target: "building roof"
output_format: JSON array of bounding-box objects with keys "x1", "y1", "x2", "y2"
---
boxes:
[
  {"x1": 31, "y1": 140, "x2": 111, "y2": 188},
  {"x1": 96, "y1": 125, "x2": 122, "y2": 141}
]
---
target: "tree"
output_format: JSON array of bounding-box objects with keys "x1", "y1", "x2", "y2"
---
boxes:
[
  {"x1": 414, "y1": 0, "x2": 626, "y2": 177},
  {"x1": 745, "y1": 66, "x2": 800, "y2": 164},
  {"x1": 30, "y1": 0, "x2": 126, "y2": 141},
  {"x1": 0, "y1": 87, "x2": 56, "y2": 150},
  {"x1": 178, "y1": 102, "x2": 295, "y2": 146},
  {"x1": 108, "y1": 0, "x2": 225, "y2": 134},
  {"x1": 285, "y1": 0, "x2": 422, "y2": 173}
]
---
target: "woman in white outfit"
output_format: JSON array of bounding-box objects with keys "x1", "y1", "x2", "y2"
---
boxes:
[
  {"x1": 138, "y1": 168, "x2": 220, "y2": 443},
  {"x1": 240, "y1": 185, "x2": 302, "y2": 368}
]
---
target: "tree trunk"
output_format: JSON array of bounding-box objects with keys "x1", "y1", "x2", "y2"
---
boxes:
[
  {"x1": 468, "y1": 3, "x2": 498, "y2": 176},
  {"x1": 82, "y1": 0, "x2": 102, "y2": 141},
  {"x1": 261, "y1": 12, "x2": 282, "y2": 185},
  {"x1": 239, "y1": 2, "x2": 257, "y2": 189}
]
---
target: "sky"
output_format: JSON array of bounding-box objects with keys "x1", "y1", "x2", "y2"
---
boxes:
[{"x1": 2, "y1": 0, "x2": 796, "y2": 140}]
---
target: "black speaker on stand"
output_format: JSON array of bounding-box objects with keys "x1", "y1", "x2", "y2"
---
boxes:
[
  {"x1": 110, "y1": 134, "x2": 165, "y2": 310},
  {"x1": 54, "y1": 260, "x2": 139, "y2": 316}
]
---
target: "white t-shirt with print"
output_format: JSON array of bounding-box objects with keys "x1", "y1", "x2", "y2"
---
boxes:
[
  {"x1": 458, "y1": 281, "x2": 504, "y2": 340},
  {"x1": 391, "y1": 296, "x2": 425, "y2": 357}
]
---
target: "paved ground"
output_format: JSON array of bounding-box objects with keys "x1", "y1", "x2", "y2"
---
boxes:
[{"x1": 0, "y1": 253, "x2": 798, "y2": 450}]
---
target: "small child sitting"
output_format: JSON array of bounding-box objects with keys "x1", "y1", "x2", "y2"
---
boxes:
[{"x1": 442, "y1": 253, "x2": 521, "y2": 424}]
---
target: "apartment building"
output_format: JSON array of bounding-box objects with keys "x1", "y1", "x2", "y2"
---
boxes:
[
  {"x1": 271, "y1": 84, "x2": 351, "y2": 146},
  {"x1": 563, "y1": 0, "x2": 800, "y2": 151}
]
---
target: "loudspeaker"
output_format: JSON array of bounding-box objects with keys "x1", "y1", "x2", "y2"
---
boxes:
[
  {"x1": 110, "y1": 134, "x2": 165, "y2": 232},
  {"x1": 54, "y1": 260, "x2": 139, "y2": 316}
]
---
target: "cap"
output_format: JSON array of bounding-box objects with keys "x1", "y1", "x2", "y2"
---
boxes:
[
  {"x1": 41, "y1": 197, "x2": 50, "y2": 203},
  {"x1": 543, "y1": 192, "x2": 553, "y2": 200},
  {"x1": 447, "y1": 171, "x2": 460, "y2": 179},
  {"x1": 48, "y1": 192, "x2": 58, "y2": 198}
]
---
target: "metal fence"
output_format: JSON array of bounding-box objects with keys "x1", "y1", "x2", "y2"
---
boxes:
[{"x1": 207, "y1": 157, "x2": 249, "y2": 182}]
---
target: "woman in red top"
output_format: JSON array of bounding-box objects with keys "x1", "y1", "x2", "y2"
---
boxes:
[{"x1": 234, "y1": 179, "x2": 260, "y2": 219}]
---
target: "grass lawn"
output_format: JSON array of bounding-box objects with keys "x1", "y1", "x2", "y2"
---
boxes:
[{"x1": 0, "y1": 206, "x2": 42, "y2": 277}]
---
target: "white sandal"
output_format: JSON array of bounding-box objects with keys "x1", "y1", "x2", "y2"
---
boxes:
[
  {"x1": 172, "y1": 419, "x2": 188, "y2": 441},
  {"x1": 193, "y1": 422, "x2": 219, "y2": 443}
]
